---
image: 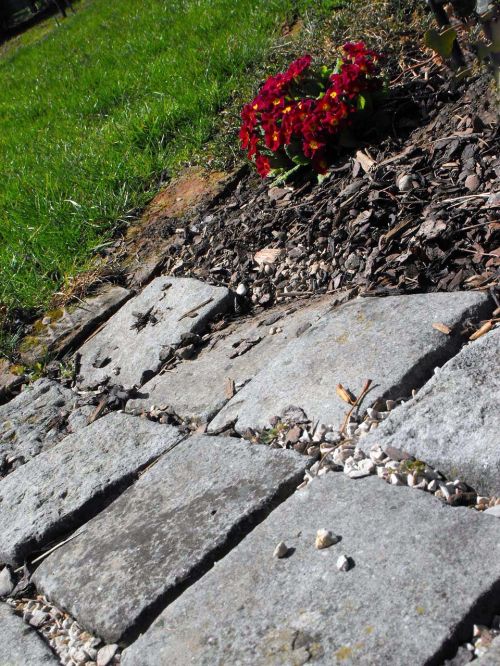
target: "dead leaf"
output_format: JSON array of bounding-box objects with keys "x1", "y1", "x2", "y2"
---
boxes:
[
  {"x1": 355, "y1": 150, "x2": 375, "y2": 173},
  {"x1": 254, "y1": 248, "x2": 284, "y2": 266},
  {"x1": 224, "y1": 377, "x2": 236, "y2": 399},
  {"x1": 336, "y1": 383, "x2": 356, "y2": 405},
  {"x1": 469, "y1": 320, "x2": 493, "y2": 341},
  {"x1": 432, "y1": 322, "x2": 452, "y2": 335}
]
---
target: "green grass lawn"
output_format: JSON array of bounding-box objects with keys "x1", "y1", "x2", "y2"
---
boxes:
[{"x1": 0, "y1": 0, "x2": 337, "y2": 324}]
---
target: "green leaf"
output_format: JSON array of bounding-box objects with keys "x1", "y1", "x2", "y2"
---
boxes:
[
  {"x1": 357, "y1": 94, "x2": 366, "y2": 110},
  {"x1": 317, "y1": 171, "x2": 331, "y2": 185},
  {"x1": 424, "y1": 28, "x2": 458, "y2": 59},
  {"x1": 270, "y1": 164, "x2": 303, "y2": 187},
  {"x1": 284, "y1": 141, "x2": 309, "y2": 165}
]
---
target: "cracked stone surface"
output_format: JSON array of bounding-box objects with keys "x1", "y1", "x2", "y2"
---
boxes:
[
  {"x1": 77, "y1": 277, "x2": 232, "y2": 390},
  {"x1": 359, "y1": 328, "x2": 500, "y2": 497},
  {"x1": 34, "y1": 436, "x2": 308, "y2": 643},
  {"x1": 127, "y1": 299, "x2": 332, "y2": 424},
  {"x1": 0, "y1": 378, "x2": 77, "y2": 477},
  {"x1": 19, "y1": 285, "x2": 131, "y2": 365},
  {"x1": 208, "y1": 291, "x2": 491, "y2": 434},
  {"x1": 0, "y1": 413, "x2": 182, "y2": 566},
  {"x1": 0, "y1": 602, "x2": 58, "y2": 664},
  {"x1": 122, "y1": 473, "x2": 500, "y2": 666}
]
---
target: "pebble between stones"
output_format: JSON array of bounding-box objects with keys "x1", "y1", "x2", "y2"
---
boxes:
[
  {"x1": 6, "y1": 595, "x2": 120, "y2": 666},
  {"x1": 0, "y1": 565, "x2": 15, "y2": 597},
  {"x1": 97, "y1": 644, "x2": 119, "y2": 666}
]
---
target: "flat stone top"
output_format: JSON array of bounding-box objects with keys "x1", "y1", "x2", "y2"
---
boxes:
[
  {"x1": 128, "y1": 298, "x2": 332, "y2": 424},
  {"x1": 209, "y1": 290, "x2": 490, "y2": 434},
  {"x1": 34, "y1": 436, "x2": 308, "y2": 643},
  {"x1": 359, "y1": 328, "x2": 500, "y2": 496},
  {"x1": 0, "y1": 602, "x2": 57, "y2": 665},
  {"x1": 122, "y1": 473, "x2": 500, "y2": 666},
  {"x1": 77, "y1": 277, "x2": 231, "y2": 390},
  {"x1": 0, "y1": 379, "x2": 77, "y2": 476},
  {"x1": 0, "y1": 413, "x2": 182, "y2": 566},
  {"x1": 19, "y1": 285, "x2": 131, "y2": 365}
]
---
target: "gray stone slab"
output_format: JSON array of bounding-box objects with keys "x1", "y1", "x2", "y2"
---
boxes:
[
  {"x1": 19, "y1": 285, "x2": 131, "y2": 365},
  {"x1": 34, "y1": 435, "x2": 308, "y2": 643},
  {"x1": 0, "y1": 413, "x2": 182, "y2": 566},
  {"x1": 128, "y1": 299, "x2": 332, "y2": 424},
  {"x1": 0, "y1": 378, "x2": 77, "y2": 477},
  {"x1": 122, "y1": 474, "x2": 500, "y2": 666},
  {"x1": 208, "y1": 291, "x2": 491, "y2": 434},
  {"x1": 77, "y1": 277, "x2": 232, "y2": 390},
  {"x1": 359, "y1": 328, "x2": 500, "y2": 496},
  {"x1": 0, "y1": 602, "x2": 57, "y2": 665}
]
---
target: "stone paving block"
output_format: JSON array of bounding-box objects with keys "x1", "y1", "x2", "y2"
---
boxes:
[
  {"x1": 359, "y1": 328, "x2": 500, "y2": 497},
  {"x1": 0, "y1": 413, "x2": 182, "y2": 566},
  {"x1": 19, "y1": 285, "x2": 131, "y2": 365},
  {"x1": 77, "y1": 277, "x2": 232, "y2": 390},
  {"x1": 208, "y1": 291, "x2": 491, "y2": 434},
  {"x1": 122, "y1": 474, "x2": 500, "y2": 666},
  {"x1": 0, "y1": 378, "x2": 77, "y2": 477},
  {"x1": 0, "y1": 602, "x2": 57, "y2": 665},
  {"x1": 34, "y1": 436, "x2": 308, "y2": 643},
  {"x1": 127, "y1": 299, "x2": 332, "y2": 424}
]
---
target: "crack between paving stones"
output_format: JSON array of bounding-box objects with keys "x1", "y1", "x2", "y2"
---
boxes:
[
  {"x1": 116, "y1": 464, "x2": 308, "y2": 647},
  {"x1": 428, "y1": 578, "x2": 500, "y2": 665},
  {"x1": 355, "y1": 298, "x2": 495, "y2": 410},
  {"x1": 19, "y1": 435, "x2": 189, "y2": 570}
]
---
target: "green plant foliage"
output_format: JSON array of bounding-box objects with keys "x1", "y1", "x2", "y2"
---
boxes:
[
  {"x1": 0, "y1": 0, "x2": 334, "y2": 320},
  {"x1": 424, "y1": 27, "x2": 458, "y2": 59},
  {"x1": 425, "y1": 0, "x2": 500, "y2": 88}
]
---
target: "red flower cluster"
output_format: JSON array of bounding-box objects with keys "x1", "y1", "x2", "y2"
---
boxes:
[{"x1": 240, "y1": 43, "x2": 383, "y2": 177}]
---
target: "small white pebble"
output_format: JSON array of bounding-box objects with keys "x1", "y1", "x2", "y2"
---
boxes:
[
  {"x1": 389, "y1": 473, "x2": 404, "y2": 486},
  {"x1": 336, "y1": 555, "x2": 351, "y2": 571},
  {"x1": 273, "y1": 541, "x2": 289, "y2": 558},
  {"x1": 315, "y1": 529, "x2": 339, "y2": 549}
]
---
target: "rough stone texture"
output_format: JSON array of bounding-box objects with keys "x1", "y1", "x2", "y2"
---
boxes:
[
  {"x1": 122, "y1": 474, "x2": 500, "y2": 666},
  {"x1": 475, "y1": 636, "x2": 500, "y2": 665},
  {"x1": 0, "y1": 359, "x2": 24, "y2": 402},
  {"x1": 209, "y1": 291, "x2": 491, "y2": 434},
  {"x1": 0, "y1": 413, "x2": 182, "y2": 566},
  {"x1": 128, "y1": 299, "x2": 332, "y2": 424},
  {"x1": 35, "y1": 436, "x2": 308, "y2": 642},
  {"x1": 359, "y1": 328, "x2": 500, "y2": 497},
  {"x1": 19, "y1": 285, "x2": 131, "y2": 365},
  {"x1": 0, "y1": 378, "x2": 77, "y2": 476},
  {"x1": 0, "y1": 602, "x2": 58, "y2": 664},
  {"x1": 77, "y1": 277, "x2": 232, "y2": 390}
]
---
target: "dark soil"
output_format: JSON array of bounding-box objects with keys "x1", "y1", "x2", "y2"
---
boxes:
[{"x1": 123, "y1": 67, "x2": 499, "y2": 314}]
